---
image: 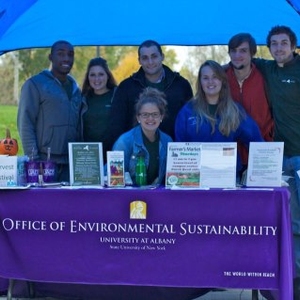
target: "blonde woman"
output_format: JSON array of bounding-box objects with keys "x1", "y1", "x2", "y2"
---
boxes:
[{"x1": 175, "y1": 60, "x2": 263, "y2": 176}]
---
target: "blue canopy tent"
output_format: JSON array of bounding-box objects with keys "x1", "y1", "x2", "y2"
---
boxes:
[{"x1": 0, "y1": 0, "x2": 299, "y2": 55}]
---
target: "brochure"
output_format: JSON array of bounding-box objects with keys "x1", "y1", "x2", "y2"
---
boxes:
[
  {"x1": 246, "y1": 142, "x2": 284, "y2": 187},
  {"x1": 68, "y1": 143, "x2": 104, "y2": 186},
  {"x1": 107, "y1": 151, "x2": 125, "y2": 187}
]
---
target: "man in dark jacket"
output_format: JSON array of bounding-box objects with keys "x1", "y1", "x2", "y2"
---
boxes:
[{"x1": 109, "y1": 40, "x2": 193, "y2": 145}]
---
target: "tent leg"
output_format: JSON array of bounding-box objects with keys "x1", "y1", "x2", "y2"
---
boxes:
[
  {"x1": 7, "y1": 279, "x2": 14, "y2": 300},
  {"x1": 252, "y1": 289, "x2": 259, "y2": 300}
]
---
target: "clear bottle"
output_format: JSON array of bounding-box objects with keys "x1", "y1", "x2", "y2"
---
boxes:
[{"x1": 135, "y1": 152, "x2": 147, "y2": 186}]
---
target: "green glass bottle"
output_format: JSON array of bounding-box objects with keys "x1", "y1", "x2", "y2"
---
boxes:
[{"x1": 135, "y1": 152, "x2": 147, "y2": 186}]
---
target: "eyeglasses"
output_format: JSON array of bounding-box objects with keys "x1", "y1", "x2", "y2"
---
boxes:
[{"x1": 139, "y1": 112, "x2": 161, "y2": 119}]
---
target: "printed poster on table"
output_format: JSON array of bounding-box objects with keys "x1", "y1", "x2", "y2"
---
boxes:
[
  {"x1": 246, "y1": 142, "x2": 284, "y2": 187},
  {"x1": 165, "y1": 142, "x2": 201, "y2": 188},
  {"x1": 200, "y1": 143, "x2": 237, "y2": 188},
  {"x1": 68, "y1": 143, "x2": 104, "y2": 186},
  {"x1": 165, "y1": 142, "x2": 237, "y2": 188}
]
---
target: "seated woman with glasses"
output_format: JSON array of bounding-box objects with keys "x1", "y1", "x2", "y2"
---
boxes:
[{"x1": 112, "y1": 87, "x2": 172, "y2": 185}]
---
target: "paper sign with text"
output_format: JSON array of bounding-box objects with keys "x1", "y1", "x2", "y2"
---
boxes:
[
  {"x1": 246, "y1": 142, "x2": 284, "y2": 187},
  {"x1": 166, "y1": 142, "x2": 237, "y2": 188},
  {"x1": 0, "y1": 155, "x2": 18, "y2": 186},
  {"x1": 165, "y1": 142, "x2": 201, "y2": 188}
]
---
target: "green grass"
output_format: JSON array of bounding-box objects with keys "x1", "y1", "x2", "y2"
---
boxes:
[{"x1": 0, "y1": 105, "x2": 24, "y2": 155}]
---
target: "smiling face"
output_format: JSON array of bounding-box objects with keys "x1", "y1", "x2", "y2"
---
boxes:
[
  {"x1": 136, "y1": 103, "x2": 163, "y2": 134},
  {"x1": 229, "y1": 41, "x2": 252, "y2": 70},
  {"x1": 269, "y1": 33, "x2": 295, "y2": 66},
  {"x1": 138, "y1": 45, "x2": 164, "y2": 82},
  {"x1": 49, "y1": 42, "x2": 74, "y2": 80},
  {"x1": 88, "y1": 65, "x2": 108, "y2": 95},
  {"x1": 200, "y1": 65, "x2": 222, "y2": 104}
]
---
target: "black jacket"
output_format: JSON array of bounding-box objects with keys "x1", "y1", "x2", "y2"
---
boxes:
[{"x1": 109, "y1": 65, "x2": 193, "y2": 146}]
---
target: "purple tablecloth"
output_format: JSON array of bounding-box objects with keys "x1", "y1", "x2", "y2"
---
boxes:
[{"x1": 0, "y1": 187, "x2": 293, "y2": 299}]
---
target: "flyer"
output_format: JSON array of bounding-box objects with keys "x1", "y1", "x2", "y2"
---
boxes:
[
  {"x1": 165, "y1": 142, "x2": 237, "y2": 189},
  {"x1": 165, "y1": 142, "x2": 201, "y2": 188},
  {"x1": 246, "y1": 142, "x2": 284, "y2": 187},
  {"x1": 200, "y1": 143, "x2": 237, "y2": 188}
]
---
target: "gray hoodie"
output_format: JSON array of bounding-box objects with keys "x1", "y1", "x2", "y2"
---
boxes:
[{"x1": 17, "y1": 70, "x2": 82, "y2": 164}]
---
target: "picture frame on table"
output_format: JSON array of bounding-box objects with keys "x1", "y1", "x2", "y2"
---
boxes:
[{"x1": 68, "y1": 142, "x2": 104, "y2": 186}]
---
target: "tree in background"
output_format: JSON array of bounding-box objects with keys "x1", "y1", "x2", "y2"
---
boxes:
[
  {"x1": 179, "y1": 45, "x2": 274, "y2": 94},
  {"x1": 0, "y1": 45, "x2": 273, "y2": 105},
  {"x1": 18, "y1": 48, "x2": 49, "y2": 83},
  {"x1": 0, "y1": 54, "x2": 14, "y2": 104},
  {"x1": 101, "y1": 46, "x2": 137, "y2": 70},
  {"x1": 256, "y1": 46, "x2": 273, "y2": 59},
  {"x1": 0, "y1": 46, "x2": 179, "y2": 104},
  {"x1": 113, "y1": 52, "x2": 139, "y2": 83},
  {"x1": 179, "y1": 46, "x2": 228, "y2": 93}
]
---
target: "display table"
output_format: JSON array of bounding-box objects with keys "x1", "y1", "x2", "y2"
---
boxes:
[{"x1": 0, "y1": 187, "x2": 293, "y2": 299}]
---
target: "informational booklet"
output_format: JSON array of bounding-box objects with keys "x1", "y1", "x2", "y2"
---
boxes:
[
  {"x1": 246, "y1": 142, "x2": 284, "y2": 187},
  {"x1": 200, "y1": 143, "x2": 237, "y2": 188},
  {"x1": 107, "y1": 151, "x2": 125, "y2": 187},
  {"x1": 165, "y1": 142, "x2": 237, "y2": 189},
  {"x1": 165, "y1": 142, "x2": 201, "y2": 188},
  {"x1": 68, "y1": 143, "x2": 104, "y2": 186},
  {"x1": 0, "y1": 155, "x2": 18, "y2": 186}
]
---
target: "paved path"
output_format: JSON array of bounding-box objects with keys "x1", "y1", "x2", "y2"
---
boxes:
[
  {"x1": 193, "y1": 289, "x2": 265, "y2": 299},
  {"x1": 0, "y1": 289, "x2": 266, "y2": 300}
]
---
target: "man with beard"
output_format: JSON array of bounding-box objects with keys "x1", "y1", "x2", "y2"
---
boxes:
[
  {"x1": 17, "y1": 40, "x2": 82, "y2": 182},
  {"x1": 254, "y1": 25, "x2": 300, "y2": 300},
  {"x1": 225, "y1": 33, "x2": 273, "y2": 175}
]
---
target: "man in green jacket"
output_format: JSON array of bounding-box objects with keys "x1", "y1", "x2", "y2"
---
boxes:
[{"x1": 254, "y1": 25, "x2": 300, "y2": 300}]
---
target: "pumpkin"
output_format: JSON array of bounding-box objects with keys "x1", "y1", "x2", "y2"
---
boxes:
[{"x1": 0, "y1": 128, "x2": 19, "y2": 156}]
